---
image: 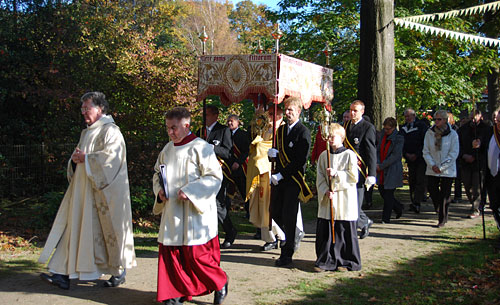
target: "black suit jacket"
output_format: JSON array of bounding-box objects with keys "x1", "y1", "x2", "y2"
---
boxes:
[
  {"x1": 197, "y1": 122, "x2": 232, "y2": 163},
  {"x1": 229, "y1": 128, "x2": 250, "y2": 166},
  {"x1": 345, "y1": 118, "x2": 377, "y2": 186},
  {"x1": 275, "y1": 121, "x2": 311, "y2": 181}
]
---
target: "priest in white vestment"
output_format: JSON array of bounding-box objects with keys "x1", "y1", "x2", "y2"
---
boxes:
[
  {"x1": 39, "y1": 92, "x2": 136, "y2": 290},
  {"x1": 153, "y1": 107, "x2": 228, "y2": 305}
]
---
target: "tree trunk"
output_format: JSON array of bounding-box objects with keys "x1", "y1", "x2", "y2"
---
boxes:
[
  {"x1": 487, "y1": 67, "x2": 500, "y2": 115},
  {"x1": 357, "y1": 0, "x2": 395, "y2": 129}
]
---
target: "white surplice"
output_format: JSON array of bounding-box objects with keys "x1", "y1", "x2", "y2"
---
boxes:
[
  {"x1": 316, "y1": 148, "x2": 359, "y2": 221},
  {"x1": 153, "y1": 137, "x2": 222, "y2": 246}
]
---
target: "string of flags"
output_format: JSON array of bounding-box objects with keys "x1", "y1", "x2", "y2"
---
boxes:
[{"x1": 394, "y1": 1, "x2": 500, "y2": 48}]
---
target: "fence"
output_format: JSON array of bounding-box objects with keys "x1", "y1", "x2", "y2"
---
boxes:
[{"x1": 0, "y1": 141, "x2": 165, "y2": 198}]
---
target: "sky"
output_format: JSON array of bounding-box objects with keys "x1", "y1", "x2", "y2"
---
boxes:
[{"x1": 233, "y1": 0, "x2": 281, "y2": 10}]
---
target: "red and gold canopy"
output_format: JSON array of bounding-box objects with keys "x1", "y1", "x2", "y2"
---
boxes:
[{"x1": 196, "y1": 54, "x2": 334, "y2": 109}]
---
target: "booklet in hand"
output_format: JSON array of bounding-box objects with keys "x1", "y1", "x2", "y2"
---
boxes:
[{"x1": 158, "y1": 164, "x2": 169, "y2": 199}]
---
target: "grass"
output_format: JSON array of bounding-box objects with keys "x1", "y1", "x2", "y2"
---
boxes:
[
  {"x1": 256, "y1": 220, "x2": 500, "y2": 305},
  {"x1": 0, "y1": 233, "x2": 44, "y2": 279}
]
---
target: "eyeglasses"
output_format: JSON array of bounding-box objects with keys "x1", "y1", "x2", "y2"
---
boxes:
[
  {"x1": 81, "y1": 106, "x2": 95, "y2": 113},
  {"x1": 434, "y1": 118, "x2": 444, "y2": 121}
]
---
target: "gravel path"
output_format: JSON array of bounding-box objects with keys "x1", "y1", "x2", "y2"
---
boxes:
[{"x1": 0, "y1": 200, "x2": 495, "y2": 305}]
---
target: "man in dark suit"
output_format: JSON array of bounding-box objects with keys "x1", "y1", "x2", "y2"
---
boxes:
[
  {"x1": 197, "y1": 105, "x2": 237, "y2": 249},
  {"x1": 400, "y1": 108, "x2": 428, "y2": 213},
  {"x1": 458, "y1": 110, "x2": 491, "y2": 219},
  {"x1": 344, "y1": 100, "x2": 376, "y2": 239},
  {"x1": 268, "y1": 97, "x2": 312, "y2": 267},
  {"x1": 227, "y1": 114, "x2": 250, "y2": 217}
]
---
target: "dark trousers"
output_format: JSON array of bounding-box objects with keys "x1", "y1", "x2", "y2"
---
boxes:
[
  {"x1": 271, "y1": 180, "x2": 300, "y2": 259},
  {"x1": 356, "y1": 188, "x2": 371, "y2": 229},
  {"x1": 485, "y1": 172, "x2": 500, "y2": 232},
  {"x1": 217, "y1": 179, "x2": 235, "y2": 236},
  {"x1": 232, "y1": 168, "x2": 249, "y2": 214},
  {"x1": 407, "y1": 160, "x2": 426, "y2": 206},
  {"x1": 454, "y1": 161, "x2": 462, "y2": 200},
  {"x1": 379, "y1": 185, "x2": 403, "y2": 222},
  {"x1": 363, "y1": 185, "x2": 373, "y2": 206},
  {"x1": 427, "y1": 175, "x2": 453, "y2": 224},
  {"x1": 461, "y1": 166, "x2": 482, "y2": 213}
]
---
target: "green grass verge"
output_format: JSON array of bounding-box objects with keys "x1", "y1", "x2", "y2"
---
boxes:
[{"x1": 257, "y1": 221, "x2": 500, "y2": 305}]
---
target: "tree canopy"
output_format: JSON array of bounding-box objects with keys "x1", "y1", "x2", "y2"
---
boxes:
[{"x1": 1, "y1": 0, "x2": 499, "y2": 145}]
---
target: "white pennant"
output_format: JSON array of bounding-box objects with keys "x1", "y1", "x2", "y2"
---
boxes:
[
  {"x1": 398, "y1": 1, "x2": 500, "y2": 22},
  {"x1": 395, "y1": 19, "x2": 500, "y2": 48}
]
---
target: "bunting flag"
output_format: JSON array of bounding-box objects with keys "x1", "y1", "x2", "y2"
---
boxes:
[
  {"x1": 394, "y1": 1, "x2": 500, "y2": 48},
  {"x1": 398, "y1": 1, "x2": 500, "y2": 23}
]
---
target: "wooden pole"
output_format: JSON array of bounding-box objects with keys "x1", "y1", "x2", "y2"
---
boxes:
[{"x1": 326, "y1": 142, "x2": 335, "y2": 244}]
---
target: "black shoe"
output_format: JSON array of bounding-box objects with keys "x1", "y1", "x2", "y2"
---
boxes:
[
  {"x1": 104, "y1": 270, "x2": 126, "y2": 287},
  {"x1": 221, "y1": 229, "x2": 237, "y2": 249},
  {"x1": 396, "y1": 210, "x2": 403, "y2": 219},
  {"x1": 362, "y1": 201, "x2": 373, "y2": 210},
  {"x1": 164, "y1": 297, "x2": 183, "y2": 305},
  {"x1": 253, "y1": 229, "x2": 261, "y2": 240},
  {"x1": 214, "y1": 279, "x2": 228, "y2": 304},
  {"x1": 261, "y1": 241, "x2": 278, "y2": 251},
  {"x1": 40, "y1": 273, "x2": 70, "y2": 290},
  {"x1": 359, "y1": 219, "x2": 373, "y2": 239},
  {"x1": 294, "y1": 231, "x2": 305, "y2": 252},
  {"x1": 275, "y1": 257, "x2": 293, "y2": 267},
  {"x1": 409, "y1": 204, "x2": 420, "y2": 213}
]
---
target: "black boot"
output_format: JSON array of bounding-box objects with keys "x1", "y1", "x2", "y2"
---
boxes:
[
  {"x1": 40, "y1": 273, "x2": 70, "y2": 290},
  {"x1": 104, "y1": 270, "x2": 126, "y2": 287},
  {"x1": 214, "y1": 279, "x2": 228, "y2": 304}
]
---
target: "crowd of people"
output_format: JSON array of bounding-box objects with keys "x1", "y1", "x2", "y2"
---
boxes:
[{"x1": 37, "y1": 92, "x2": 500, "y2": 305}]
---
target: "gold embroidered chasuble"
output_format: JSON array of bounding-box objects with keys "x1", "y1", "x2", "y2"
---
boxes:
[{"x1": 39, "y1": 115, "x2": 136, "y2": 279}]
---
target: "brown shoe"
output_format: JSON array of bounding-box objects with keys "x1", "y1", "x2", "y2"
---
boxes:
[{"x1": 313, "y1": 266, "x2": 325, "y2": 273}]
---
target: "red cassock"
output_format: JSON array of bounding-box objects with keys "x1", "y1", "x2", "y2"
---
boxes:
[{"x1": 157, "y1": 236, "x2": 227, "y2": 302}]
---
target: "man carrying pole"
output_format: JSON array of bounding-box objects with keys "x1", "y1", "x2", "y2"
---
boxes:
[{"x1": 267, "y1": 97, "x2": 312, "y2": 267}]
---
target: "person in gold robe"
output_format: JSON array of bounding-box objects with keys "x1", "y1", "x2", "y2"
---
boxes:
[
  {"x1": 39, "y1": 92, "x2": 136, "y2": 290},
  {"x1": 246, "y1": 108, "x2": 286, "y2": 251}
]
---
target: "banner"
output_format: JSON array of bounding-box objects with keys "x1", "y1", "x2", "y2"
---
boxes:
[
  {"x1": 278, "y1": 54, "x2": 334, "y2": 109},
  {"x1": 197, "y1": 54, "x2": 334, "y2": 109},
  {"x1": 197, "y1": 54, "x2": 277, "y2": 106}
]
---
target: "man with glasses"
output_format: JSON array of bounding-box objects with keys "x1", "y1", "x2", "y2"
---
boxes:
[
  {"x1": 400, "y1": 108, "x2": 428, "y2": 213},
  {"x1": 39, "y1": 92, "x2": 136, "y2": 290}
]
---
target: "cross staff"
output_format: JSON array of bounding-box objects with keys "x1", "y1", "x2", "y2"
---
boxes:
[{"x1": 320, "y1": 109, "x2": 335, "y2": 244}]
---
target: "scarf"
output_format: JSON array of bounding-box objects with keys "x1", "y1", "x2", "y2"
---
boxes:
[
  {"x1": 432, "y1": 124, "x2": 450, "y2": 151},
  {"x1": 378, "y1": 134, "x2": 391, "y2": 185}
]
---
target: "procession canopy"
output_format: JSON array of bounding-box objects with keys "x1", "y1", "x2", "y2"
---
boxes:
[{"x1": 196, "y1": 54, "x2": 334, "y2": 109}]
